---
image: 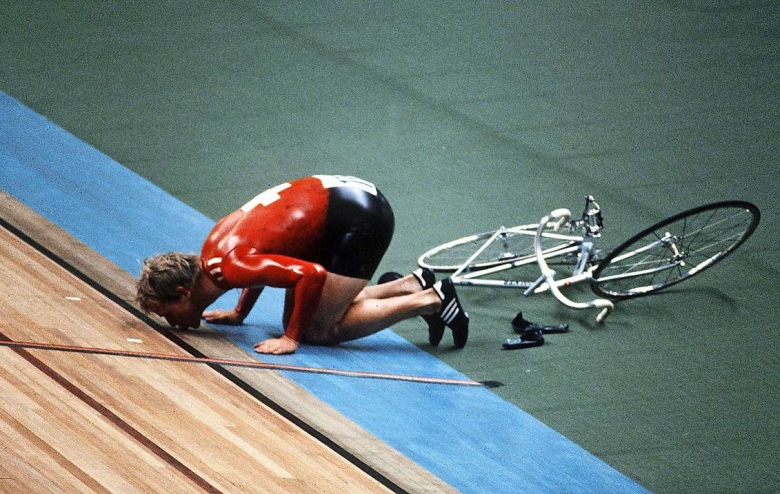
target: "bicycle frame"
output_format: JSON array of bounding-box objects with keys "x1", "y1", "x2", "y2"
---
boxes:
[{"x1": 447, "y1": 197, "x2": 615, "y2": 322}]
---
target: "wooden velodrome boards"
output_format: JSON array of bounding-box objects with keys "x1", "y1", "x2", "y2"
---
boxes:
[{"x1": 0, "y1": 192, "x2": 456, "y2": 494}]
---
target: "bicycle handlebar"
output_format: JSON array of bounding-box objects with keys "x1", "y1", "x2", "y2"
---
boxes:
[
  {"x1": 535, "y1": 209, "x2": 614, "y2": 323},
  {"x1": 545, "y1": 208, "x2": 571, "y2": 233},
  {"x1": 550, "y1": 208, "x2": 571, "y2": 232}
]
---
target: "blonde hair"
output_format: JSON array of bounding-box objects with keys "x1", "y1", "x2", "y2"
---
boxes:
[{"x1": 136, "y1": 252, "x2": 200, "y2": 312}]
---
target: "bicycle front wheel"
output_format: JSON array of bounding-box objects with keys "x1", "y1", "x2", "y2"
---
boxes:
[
  {"x1": 418, "y1": 226, "x2": 577, "y2": 273},
  {"x1": 591, "y1": 201, "x2": 760, "y2": 299}
]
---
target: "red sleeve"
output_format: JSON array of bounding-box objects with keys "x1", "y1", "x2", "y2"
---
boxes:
[{"x1": 221, "y1": 247, "x2": 327, "y2": 342}]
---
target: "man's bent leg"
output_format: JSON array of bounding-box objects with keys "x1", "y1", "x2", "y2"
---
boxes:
[
  {"x1": 352, "y1": 274, "x2": 423, "y2": 303},
  {"x1": 303, "y1": 272, "x2": 369, "y2": 344},
  {"x1": 303, "y1": 272, "x2": 442, "y2": 345},
  {"x1": 332, "y1": 291, "x2": 440, "y2": 343}
]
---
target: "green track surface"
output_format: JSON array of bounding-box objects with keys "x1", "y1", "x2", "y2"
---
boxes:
[{"x1": 3, "y1": 2, "x2": 778, "y2": 492}]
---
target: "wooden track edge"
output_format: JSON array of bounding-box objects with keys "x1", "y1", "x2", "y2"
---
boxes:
[{"x1": 0, "y1": 191, "x2": 459, "y2": 494}]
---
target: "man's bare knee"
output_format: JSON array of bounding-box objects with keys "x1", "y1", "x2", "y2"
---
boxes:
[{"x1": 303, "y1": 322, "x2": 344, "y2": 345}]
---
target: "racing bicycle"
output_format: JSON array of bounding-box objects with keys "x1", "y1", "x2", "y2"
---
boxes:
[{"x1": 418, "y1": 197, "x2": 760, "y2": 323}]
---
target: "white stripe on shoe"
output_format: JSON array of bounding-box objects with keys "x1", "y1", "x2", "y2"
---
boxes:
[
  {"x1": 433, "y1": 281, "x2": 445, "y2": 300},
  {"x1": 412, "y1": 268, "x2": 426, "y2": 288},
  {"x1": 442, "y1": 299, "x2": 459, "y2": 324}
]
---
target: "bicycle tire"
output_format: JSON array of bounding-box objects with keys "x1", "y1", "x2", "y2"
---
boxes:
[
  {"x1": 591, "y1": 201, "x2": 760, "y2": 299},
  {"x1": 418, "y1": 226, "x2": 577, "y2": 273}
]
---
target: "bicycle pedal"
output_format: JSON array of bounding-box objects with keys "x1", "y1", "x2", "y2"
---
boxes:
[
  {"x1": 511, "y1": 311, "x2": 534, "y2": 331},
  {"x1": 503, "y1": 336, "x2": 544, "y2": 350},
  {"x1": 512, "y1": 312, "x2": 569, "y2": 334}
]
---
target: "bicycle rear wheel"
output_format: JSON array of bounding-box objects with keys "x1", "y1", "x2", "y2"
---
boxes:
[
  {"x1": 591, "y1": 201, "x2": 760, "y2": 299},
  {"x1": 418, "y1": 226, "x2": 577, "y2": 273}
]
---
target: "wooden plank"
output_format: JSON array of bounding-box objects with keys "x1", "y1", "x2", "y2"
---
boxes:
[
  {"x1": 0, "y1": 191, "x2": 457, "y2": 494},
  {"x1": 0, "y1": 225, "x2": 396, "y2": 493}
]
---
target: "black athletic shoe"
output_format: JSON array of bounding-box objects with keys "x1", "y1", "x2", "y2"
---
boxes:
[
  {"x1": 378, "y1": 271, "x2": 403, "y2": 284},
  {"x1": 413, "y1": 268, "x2": 446, "y2": 346},
  {"x1": 433, "y1": 278, "x2": 469, "y2": 348},
  {"x1": 412, "y1": 267, "x2": 435, "y2": 289}
]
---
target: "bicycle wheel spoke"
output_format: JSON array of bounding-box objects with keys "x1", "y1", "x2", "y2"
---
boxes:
[
  {"x1": 685, "y1": 231, "x2": 746, "y2": 262},
  {"x1": 682, "y1": 207, "x2": 717, "y2": 253},
  {"x1": 592, "y1": 202, "x2": 759, "y2": 298},
  {"x1": 682, "y1": 209, "x2": 751, "y2": 250}
]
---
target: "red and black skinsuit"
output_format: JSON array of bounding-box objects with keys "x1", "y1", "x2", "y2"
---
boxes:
[{"x1": 200, "y1": 175, "x2": 394, "y2": 341}]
